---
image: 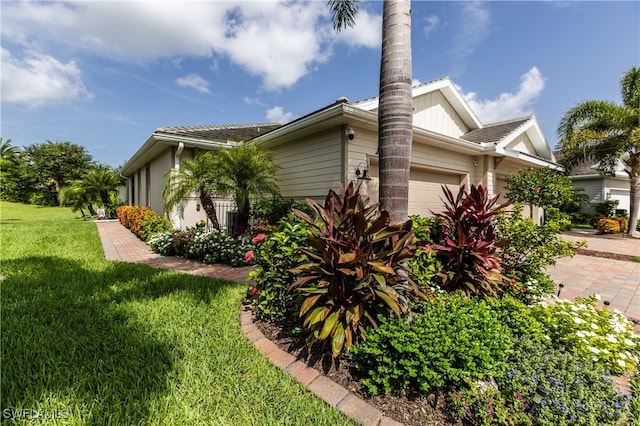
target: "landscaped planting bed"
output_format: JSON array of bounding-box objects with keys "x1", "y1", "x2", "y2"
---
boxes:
[{"x1": 242, "y1": 184, "x2": 640, "y2": 425}]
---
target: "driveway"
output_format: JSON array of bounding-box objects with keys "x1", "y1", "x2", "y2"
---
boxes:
[{"x1": 546, "y1": 229, "x2": 640, "y2": 327}]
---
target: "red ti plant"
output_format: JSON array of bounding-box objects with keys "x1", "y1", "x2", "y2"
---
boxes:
[
  {"x1": 290, "y1": 182, "x2": 423, "y2": 358},
  {"x1": 430, "y1": 184, "x2": 511, "y2": 299}
]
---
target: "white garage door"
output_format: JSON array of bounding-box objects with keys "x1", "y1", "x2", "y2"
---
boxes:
[
  {"x1": 609, "y1": 189, "x2": 630, "y2": 212},
  {"x1": 368, "y1": 164, "x2": 462, "y2": 217}
]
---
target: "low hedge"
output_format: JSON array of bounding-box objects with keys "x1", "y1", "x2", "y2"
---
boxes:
[{"x1": 116, "y1": 205, "x2": 173, "y2": 241}]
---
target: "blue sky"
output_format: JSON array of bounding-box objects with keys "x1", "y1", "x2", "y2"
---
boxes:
[{"x1": 1, "y1": 1, "x2": 638, "y2": 167}]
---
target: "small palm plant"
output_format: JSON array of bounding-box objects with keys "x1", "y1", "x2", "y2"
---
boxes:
[{"x1": 290, "y1": 182, "x2": 422, "y2": 357}]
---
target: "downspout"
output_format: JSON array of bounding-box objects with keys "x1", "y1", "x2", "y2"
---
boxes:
[{"x1": 173, "y1": 142, "x2": 185, "y2": 229}]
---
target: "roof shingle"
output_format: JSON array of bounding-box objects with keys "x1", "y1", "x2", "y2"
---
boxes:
[
  {"x1": 155, "y1": 123, "x2": 282, "y2": 142},
  {"x1": 461, "y1": 117, "x2": 531, "y2": 144}
]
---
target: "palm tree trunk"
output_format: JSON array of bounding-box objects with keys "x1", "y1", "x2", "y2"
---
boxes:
[
  {"x1": 629, "y1": 174, "x2": 639, "y2": 235},
  {"x1": 378, "y1": 0, "x2": 413, "y2": 223},
  {"x1": 200, "y1": 194, "x2": 220, "y2": 230},
  {"x1": 83, "y1": 196, "x2": 97, "y2": 216},
  {"x1": 235, "y1": 198, "x2": 251, "y2": 236},
  {"x1": 99, "y1": 191, "x2": 110, "y2": 207}
]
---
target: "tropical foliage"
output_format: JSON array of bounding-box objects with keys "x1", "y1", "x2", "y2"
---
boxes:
[
  {"x1": 557, "y1": 67, "x2": 640, "y2": 235},
  {"x1": 290, "y1": 182, "x2": 422, "y2": 357},
  {"x1": 429, "y1": 184, "x2": 511, "y2": 299},
  {"x1": 211, "y1": 141, "x2": 280, "y2": 234},
  {"x1": 163, "y1": 151, "x2": 222, "y2": 229},
  {"x1": 505, "y1": 167, "x2": 574, "y2": 219}
]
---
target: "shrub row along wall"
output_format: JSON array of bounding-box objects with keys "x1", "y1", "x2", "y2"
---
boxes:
[{"x1": 116, "y1": 206, "x2": 173, "y2": 241}]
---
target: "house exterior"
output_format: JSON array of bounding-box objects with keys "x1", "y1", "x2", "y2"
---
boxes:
[
  {"x1": 122, "y1": 77, "x2": 561, "y2": 229},
  {"x1": 120, "y1": 124, "x2": 280, "y2": 230},
  {"x1": 255, "y1": 77, "x2": 560, "y2": 224},
  {"x1": 565, "y1": 157, "x2": 633, "y2": 214}
]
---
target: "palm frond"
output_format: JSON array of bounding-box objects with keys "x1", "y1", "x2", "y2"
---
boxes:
[{"x1": 328, "y1": 0, "x2": 359, "y2": 31}]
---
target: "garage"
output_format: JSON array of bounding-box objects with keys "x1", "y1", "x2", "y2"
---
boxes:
[{"x1": 367, "y1": 163, "x2": 463, "y2": 217}]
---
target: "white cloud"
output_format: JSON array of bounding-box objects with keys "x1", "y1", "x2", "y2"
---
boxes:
[
  {"x1": 176, "y1": 73, "x2": 210, "y2": 94},
  {"x1": 423, "y1": 15, "x2": 440, "y2": 37},
  {"x1": 243, "y1": 97, "x2": 266, "y2": 107},
  {"x1": 461, "y1": 67, "x2": 545, "y2": 123},
  {"x1": 449, "y1": 2, "x2": 491, "y2": 75},
  {"x1": 1, "y1": 1, "x2": 381, "y2": 92},
  {"x1": 1, "y1": 48, "x2": 92, "y2": 108},
  {"x1": 266, "y1": 106, "x2": 296, "y2": 124}
]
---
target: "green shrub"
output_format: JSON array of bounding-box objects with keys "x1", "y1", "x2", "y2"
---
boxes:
[
  {"x1": 147, "y1": 231, "x2": 176, "y2": 256},
  {"x1": 429, "y1": 184, "x2": 511, "y2": 299},
  {"x1": 569, "y1": 212, "x2": 596, "y2": 226},
  {"x1": 251, "y1": 198, "x2": 313, "y2": 226},
  {"x1": 351, "y1": 295, "x2": 512, "y2": 395},
  {"x1": 449, "y1": 384, "x2": 532, "y2": 426},
  {"x1": 247, "y1": 213, "x2": 312, "y2": 320},
  {"x1": 495, "y1": 204, "x2": 580, "y2": 280},
  {"x1": 615, "y1": 216, "x2": 629, "y2": 233},
  {"x1": 595, "y1": 199, "x2": 619, "y2": 217},
  {"x1": 631, "y1": 371, "x2": 640, "y2": 424},
  {"x1": 497, "y1": 336, "x2": 631, "y2": 426},
  {"x1": 502, "y1": 272, "x2": 555, "y2": 305},
  {"x1": 532, "y1": 295, "x2": 640, "y2": 374},
  {"x1": 290, "y1": 182, "x2": 422, "y2": 357},
  {"x1": 146, "y1": 221, "x2": 251, "y2": 266}
]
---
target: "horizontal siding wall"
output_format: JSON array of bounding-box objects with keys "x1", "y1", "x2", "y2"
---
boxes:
[
  {"x1": 272, "y1": 128, "x2": 343, "y2": 200},
  {"x1": 413, "y1": 91, "x2": 468, "y2": 138},
  {"x1": 572, "y1": 178, "x2": 603, "y2": 213},
  {"x1": 149, "y1": 149, "x2": 172, "y2": 215}
]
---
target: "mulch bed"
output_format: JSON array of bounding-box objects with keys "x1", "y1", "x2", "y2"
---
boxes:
[{"x1": 254, "y1": 316, "x2": 464, "y2": 426}]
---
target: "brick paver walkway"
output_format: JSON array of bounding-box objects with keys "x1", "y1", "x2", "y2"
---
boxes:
[{"x1": 95, "y1": 220, "x2": 639, "y2": 425}]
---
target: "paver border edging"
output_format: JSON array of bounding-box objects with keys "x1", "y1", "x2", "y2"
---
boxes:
[{"x1": 239, "y1": 306, "x2": 404, "y2": 426}]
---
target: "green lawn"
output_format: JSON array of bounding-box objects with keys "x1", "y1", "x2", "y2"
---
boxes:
[{"x1": 0, "y1": 201, "x2": 353, "y2": 425}]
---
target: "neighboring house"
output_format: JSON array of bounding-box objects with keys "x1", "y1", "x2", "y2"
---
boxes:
[
  {"x1": 120, "y1": 124, "x2": 281, "y2": 230},
  {"x1": 122, "y1": 77, "x2": 561, "y2": 229},
  {"x1": 564, "y1": 157, "x2": 632, "y2": 214}
]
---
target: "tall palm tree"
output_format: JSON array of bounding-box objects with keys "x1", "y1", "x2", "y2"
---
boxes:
[
  {"x1": 212, "y1": 141, "x2": 280, "y2": 234},
  {"x1": 82, "y1": 165, "x2": 124, "y2": 206},
  {"x1": 163, "y1": 151, "x2": 221, "y2": 230},
  {"x1": 330, "y1": 0, "x2": 413, "y2": 222},
  {"x1": 558, "y1": 67, "x2": 640, "y2": 235}
]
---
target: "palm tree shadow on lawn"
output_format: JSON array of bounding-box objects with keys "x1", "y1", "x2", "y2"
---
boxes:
[{"x1": 1, "y1": 256, "x2": 236, "y2": 422}]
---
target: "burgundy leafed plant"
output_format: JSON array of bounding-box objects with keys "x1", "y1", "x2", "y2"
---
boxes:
[
  {"x1": 430, "y1": 184, "x2": 511, "y2": 298},
  {"x1": 290, "y1": 182, "x2": 423, "y2": 357}
]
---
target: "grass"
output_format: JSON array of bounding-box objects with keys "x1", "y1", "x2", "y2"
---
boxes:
[{"x1": 0, "y1": 201, "x2": 354, "y2": 425}]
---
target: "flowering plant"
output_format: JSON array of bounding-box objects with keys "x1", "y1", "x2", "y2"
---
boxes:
[
  {"x1": 532, "y1": 295, "x2": 640, "y2": 374},
  {"x1": 497, "y1": 336, "x2": 631, "y2": 425},
  {"x1": 449, "y1": 385, "x2": 531, "y2": 425}
]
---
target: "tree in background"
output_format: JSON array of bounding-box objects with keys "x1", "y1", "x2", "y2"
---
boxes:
[
  {"x1": 22, "y1": 141, "x2": 93, "y2": 204},
  {"x1": 0, "y1": 138, "x2": 25, "y2": 202},
  {"x1": 505, "y1": 167, "x2": 574, "y2": 219},
  {"x1": 213, "y1": 141, "x2": 280, "y2": 234},
  {"x1": 330, "y1": 0, "x2": 413, "y2": 222},
  {"x1": 163, "y1": 151, "x2": 222, "y2": 230},
  {"x1": 557, "y1": 67, "x2": 640, "y2": 235}
]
